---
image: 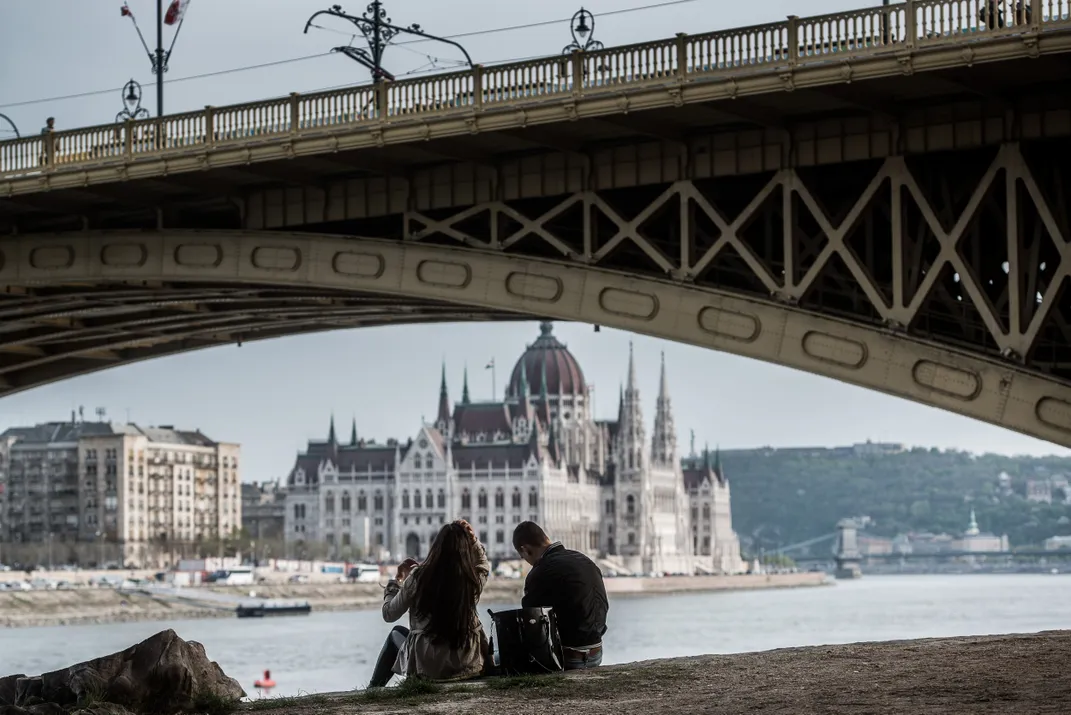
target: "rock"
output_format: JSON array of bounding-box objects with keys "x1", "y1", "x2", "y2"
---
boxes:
[
  {"x1": 13, "y1": 680, "x2": 40, "y2": 707},
  {"x1": 9, "y1": 630, "x2": 244, "y2": 713},
  {"x1": 0, "y1": 675, "x2": 23, "y2": 706}
]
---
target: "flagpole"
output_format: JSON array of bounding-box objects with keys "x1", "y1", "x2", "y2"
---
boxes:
[
  {"x1": 492, "y1": 361, "x2": 496, "y2": 401},
  {"x1": 156, "y1": 0, "x2": 165, "y2": 117}
]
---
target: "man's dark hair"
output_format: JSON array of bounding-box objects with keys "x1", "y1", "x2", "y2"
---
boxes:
[{"x1": 513, "y1": 521, "x2": 549, "y2": 550}]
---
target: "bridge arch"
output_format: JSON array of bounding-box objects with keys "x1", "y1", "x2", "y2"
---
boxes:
[{"x1": 2, "y1": 228, "x2": 1071, "y2": 447}]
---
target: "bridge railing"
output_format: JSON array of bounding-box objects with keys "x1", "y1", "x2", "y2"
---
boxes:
[{"x1": 3, "y1": 0, "x2": 1070, "y2": 179}]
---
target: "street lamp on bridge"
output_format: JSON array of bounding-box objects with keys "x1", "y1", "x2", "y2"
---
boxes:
[
  {"x1": 563, "y1": 8, "x2": 604, "y2": 55},
  {"x1": 0, "y1": 113, "x2": 19, "y2": 139},
  {"x1": 304, "y1": 2, "x2": 474, "y2": 84},
  {"x1": 116, "y1": 79, "x2": 151, "y2": 124}
]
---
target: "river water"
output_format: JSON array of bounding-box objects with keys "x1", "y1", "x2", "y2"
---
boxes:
[{"x1": 2, "y1": 574, "x2": 1070, "y2": 697}]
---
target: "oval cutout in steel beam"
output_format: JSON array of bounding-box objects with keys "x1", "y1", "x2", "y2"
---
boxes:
[
  {"x1": 101, "y1": 243, "x2": 148, "y2": 268},
  {"x1": 174, "y1": 243, "x2": 224, "y2": 269},
  {"x1": 598, "y1": 287, "x2": 658, "y2": 320},
  {"x1": 697, "y1": 306, "x2": 761, "y2": 343},
  {"x1": 252, "y1": 246, "x2": 302, "y2": 272},
  {"x1": 912, "y1": 360, "x2": 982, "y2": 401},
  {"x1": 801, "y1": 331, "x2": 868, "y2": 369},
  {"x1": 333, "y1": 251, "x2": 385, "y2": 279},
  {"x1": 29, "y1": 245, "x2": 75, "y2": 270},
  {"x1": 1036, "y1": 397, "x2": 1071, "y2": 434},
  {"x1": 505, "y1": 272, "x2": 564, "y2": 303},
  {"x1": 416, "y1": 260, "x2": 472, "y2": 289}
]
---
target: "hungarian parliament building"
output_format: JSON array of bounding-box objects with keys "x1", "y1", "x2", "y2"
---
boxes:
[{"x1": 285, "y1": 322, "x2": 743, "y2": 575}]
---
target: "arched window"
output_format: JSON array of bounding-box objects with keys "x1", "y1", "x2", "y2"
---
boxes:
[
  {"x1": 402, "y1": 490, "x2": 410, "y2": 509},
  {"x1": 341, "y1": 493, "x2": 351, "y2": 512},
  {"x1": 626, "y1": 495, "x2": 636, "y2": 515},
  {"x1": 461, "y1": 489, "x2": 471, "y2": 510},
  {"x1": 413, "y1": 491, "x2": 422, "y2": 509},
  {"x1": 628, "y1": 532, "x2": 636, "y2": 546},
  {"x1": 437, "y1": 490, "x2": 445, "y2": 508},
  {"x1": 512, "y1": 488, "x2": 521, "y2": 509},
  {"x1": 426, "y1": 490, "x2": 434, "y2": 510},
  {"x1": 702, "y1": 504, "x2": 711, "y2": 520},
  {"x1": 357, "y1": 491, "x2": 367, "y2": 511},
  {"x1": 605, "y1": 499, "x2": 614, "y2": 515},
  {"x1": 413, "y1": 456, "x2": 422, "y2": 470},
  {"x1": 494, "y1": 489, "x2": 504, "y2": 509},
  {"x1": 478, "y1": 489, "x2": 488, "y2": 510},
  {"x1": 325, "y1": 494, "x2": 335, "y2": 513},
  {"x1": 373, "y1": 491, "x2": 384, "y2": 511},
  {"x1": 528, "y1": 488, "x2": 538, "y2": 509}
]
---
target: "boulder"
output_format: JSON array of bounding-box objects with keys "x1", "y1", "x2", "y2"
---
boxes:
[
  {"x1": 7, "y1": 630, "x2": 244, "y2": 713},
  {"x1": 0, "y1": 675, "x2": 23, "y2": 706}
]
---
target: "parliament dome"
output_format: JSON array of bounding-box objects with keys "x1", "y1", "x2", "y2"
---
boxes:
[{"x1": 507, "y1": 322, "x2": 587, "y2": 398}]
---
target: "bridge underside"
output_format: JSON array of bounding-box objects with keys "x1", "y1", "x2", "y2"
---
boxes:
[{"x1": 3, "y1": 52, "x2": 1071, "y2": 445}]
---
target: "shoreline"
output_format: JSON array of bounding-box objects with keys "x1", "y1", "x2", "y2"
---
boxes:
[
  {"x1": 238, "y1": 630, "x2": 1071, "y2": 714},
  {"x1": 0, "y1": 572, "x2": 825, "y2": 629}
]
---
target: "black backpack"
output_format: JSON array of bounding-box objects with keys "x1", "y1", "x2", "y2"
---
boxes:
[{"x1": 487, "y1": 607, "x2": 565, "y2": 675}]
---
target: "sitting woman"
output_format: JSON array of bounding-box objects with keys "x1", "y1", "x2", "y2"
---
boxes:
[{"x1": 369, "y1": 520, "x2": 490, "y2": 687}]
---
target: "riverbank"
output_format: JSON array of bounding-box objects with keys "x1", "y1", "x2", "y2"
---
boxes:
[
  {"x1": 240, "y1": 630, "x2": 1071, "y2": 714},
  {"x1": 0, "y1": 573, "x2": 825, "y2": 628}
]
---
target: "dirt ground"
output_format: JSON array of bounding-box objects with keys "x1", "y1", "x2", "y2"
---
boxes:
[{"x1": 241, "y1": 631, "x2": 1071, "y2": 715}]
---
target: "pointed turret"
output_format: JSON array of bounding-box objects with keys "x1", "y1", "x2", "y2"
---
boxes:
[
  {"x1": 518, "y1": 361, "x2": 532, "y2": 415},
  {"x1": 350, "y1": 417, "x2": 358, "y2": 447},
  {"x1": 651, "y1": 351, "x2": 677, "y2": 465},
  {"x1": 328, "y1": 415, "x2": 338, "y2": 445},
  {"x1": 547, "y1": 418, "x2": 561, "y2": 466},
  {"x1": 617, "y1": 342, "x2": 646, "y2": 469},
  {"x1": 462, "y1": 365, "x2": 471, "y2": 405},
  {"x1": 538, "y1": 359, "x2": 552, "y2": 426},
  {"x1": 712, "y1": 445, "x2": 725, "y2": 484},
  {"x1": 437, "y1": 361, "x2": 451, "y2": 428}
]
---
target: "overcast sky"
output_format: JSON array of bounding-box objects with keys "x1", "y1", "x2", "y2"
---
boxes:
[{"x1": 1, "y1": 0, "x2": 1067, "y2": 481}]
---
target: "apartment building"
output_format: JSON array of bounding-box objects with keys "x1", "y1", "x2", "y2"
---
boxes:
[{"x1": 0, "y1": 419, "x2": 240, "y2": 567}]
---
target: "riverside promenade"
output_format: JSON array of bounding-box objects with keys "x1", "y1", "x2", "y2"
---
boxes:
[{"x1": 0, "y1": 572, "x2": 825, "y2": 628}]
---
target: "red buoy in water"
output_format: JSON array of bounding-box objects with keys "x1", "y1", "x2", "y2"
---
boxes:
[{"x1": 254, "y1": 669, "x2": 276, "y2": 689}]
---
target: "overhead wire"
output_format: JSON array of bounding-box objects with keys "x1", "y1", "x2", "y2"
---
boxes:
[{"x1": 0, "y1": 0, "x2": 706, "y2": 112}]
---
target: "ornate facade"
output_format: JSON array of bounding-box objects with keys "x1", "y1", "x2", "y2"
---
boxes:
[{"x1": 285, "y1": 322, "x2": 743, "y2": 574}]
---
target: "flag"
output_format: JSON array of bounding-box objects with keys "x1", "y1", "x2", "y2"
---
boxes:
[
  {"x1": 164, "y1": 0, "x2": 189, "y2": 25},
  {"x1": 485, "y1": 359, "x2": 494, "y2": 369},
  {"x1": 120, "y1": 4, "x2": 132, "y2": 16}
]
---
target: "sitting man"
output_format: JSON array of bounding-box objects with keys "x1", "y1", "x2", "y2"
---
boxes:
[{"x1": 512, "y1": 521, "x2": 608, "y2": 670}]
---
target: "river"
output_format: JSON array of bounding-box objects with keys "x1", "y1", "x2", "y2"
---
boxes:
[{"x1": 2, "y1": 574, "x2": 1069, "y2": 697}]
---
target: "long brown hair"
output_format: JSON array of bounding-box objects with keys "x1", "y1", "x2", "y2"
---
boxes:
[{"x1": 412, "y1": 521, "x2": 483, "y2": 649}]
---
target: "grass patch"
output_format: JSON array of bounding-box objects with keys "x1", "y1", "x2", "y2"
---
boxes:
[
  {"x1": 192, "y1": 691, "x2": 241, "y2": 715},
  {"x1": 354, "y1": 677, "x2": 446, "y2": 703},
  {"x1": 483, "y1": 674, "x2": 567, "y2": 691},
  {"x1": 244, "y1": 692, "x2": 327, "y2": 712}
]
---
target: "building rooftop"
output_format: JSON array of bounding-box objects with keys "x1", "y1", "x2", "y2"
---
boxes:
[{"x1": 0, "y1": 421, "x2": 218, "y2": 446}]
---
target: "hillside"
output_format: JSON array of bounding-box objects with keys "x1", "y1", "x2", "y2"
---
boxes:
[{"x1": 719, "y1": 447, "x2": 1071, "y2": 552}]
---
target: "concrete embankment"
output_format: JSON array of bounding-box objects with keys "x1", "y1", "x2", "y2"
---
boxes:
[
  {"x1": 0, "y1": 573, "x2": 825, "y2": 628},
  {"x1": 242, "y1": 631, "x2": 1071, "y2": 715}
]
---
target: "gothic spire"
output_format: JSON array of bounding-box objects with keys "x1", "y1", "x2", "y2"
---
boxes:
[
  {"x1": 618, "y1": 342, "x2": 646, "y2": 466},
  {"x1": 651, "y1": 351, "x2": 677, "y2": 464},
  {"x1": 540, "y1": 359, "x2": 549, "y2": 399},
  {"x1": 436, "y1": 360, "x2": 451, "y2": 428},
  {"x1": 328, "y1": 414, "x2": 337, "y2": 444},
  {"x1": 713, "y1": 445, "x2": 725, "y2": 484},
  {"x1": 462, "y1": 365, "x2": 471, "y2": 405},
  {"x1": 350, "y1": 417, "x2": 358, "y2": 446}
]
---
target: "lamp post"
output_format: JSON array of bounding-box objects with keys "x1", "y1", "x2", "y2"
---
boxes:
[
  {"x1": 563, "y1": 7, "x2": 604, "y2": 55},
  {"x1": 121, "y1": 1, "x2": 189, "y2": 117},
  {"x1": 0, "y1": 113, "x2": 19, "y2": 139},
  {"x1": 304, "y1": 3, "x2": 474, "y2": 86},
  {"x1": 116, "y1": 79, "x2": 151, "y2": 124}
]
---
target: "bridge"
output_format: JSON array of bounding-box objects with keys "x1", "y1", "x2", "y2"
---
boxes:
[{"x1": 3, "y1": 0, "x2": 1071, "y2": 445}]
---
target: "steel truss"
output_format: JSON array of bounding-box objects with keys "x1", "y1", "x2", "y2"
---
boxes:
[{"x1": 403, "y1": 142, "x2": 1071, "y2": 383}]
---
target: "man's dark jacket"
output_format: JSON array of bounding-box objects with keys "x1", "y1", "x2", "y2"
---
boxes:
[{"x1": 520, "y1": 543, "x2": 608, "y2": 648}]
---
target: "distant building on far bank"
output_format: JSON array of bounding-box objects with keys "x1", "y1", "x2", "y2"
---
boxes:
[
  {"x1": 1044, "y1": 535, "x2": 1071, "y2": 551},
  {"x1": 241, "y1": 480, "x2": 286, "y2": 544},
  {"x1": 952, "y1": 509, "x2": 1009, "y2": 553},
  {"x1": 0, "y1": 417, "x2": 240, "y2": 568}
]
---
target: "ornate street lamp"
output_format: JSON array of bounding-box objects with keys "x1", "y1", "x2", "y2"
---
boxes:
[
  {"x1": 563, "y1": 7, "x2": 604, "y2": 55},
  {"x1": 0, "y1": 113, "x2": 19, "y2": 138},
  {"x1": 116, "y1": 79, "x2": 151, "y2": 123},
  {"x1": 304, "y1": 2, "x2": 474, "y2": 83}
]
